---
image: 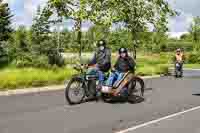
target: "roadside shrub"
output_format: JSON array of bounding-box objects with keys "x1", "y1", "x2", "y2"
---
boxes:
[
  {"x1": 48, "y1": 52, "x2": 65, "y2": 67},
  {"x1": 15, "y1": 53, "x2": 50, "y2": 68},
  {"x1": 187, "y1": 52, "x2": 200, "y2": 64},
  {"x1": 166, "y1": 42, "x2": 194, "y2": 52},
  {"x1": 32, "y1": 55, "x2": 50, "y2": 68},
  {"x1": 15, "y1": 53, "x2": 33, "y2": 67}
]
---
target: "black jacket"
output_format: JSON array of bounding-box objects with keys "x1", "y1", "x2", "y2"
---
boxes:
[
  {"x1": 114, "y1": 56, "x2": 135, "y2": 73},
  {"x1": 89, "y1": 47, "x2": 111, "y2": 72}
]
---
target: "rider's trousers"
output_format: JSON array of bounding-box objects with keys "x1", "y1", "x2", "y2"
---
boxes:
[{"x1": 106, "y1": 71, "x2": 124, "y2": 87}]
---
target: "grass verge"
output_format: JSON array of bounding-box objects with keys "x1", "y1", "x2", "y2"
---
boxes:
[
  {"x1": 1, "y1": 52, "x2": 200, "y2": 90},
  {"x1": 0, "y1": 67, "x2": 76, "y2": 91}
]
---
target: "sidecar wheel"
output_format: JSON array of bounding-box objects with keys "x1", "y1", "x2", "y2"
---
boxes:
[{"x1": 128, "y1": 77, "x2": 145, "y2": 101}]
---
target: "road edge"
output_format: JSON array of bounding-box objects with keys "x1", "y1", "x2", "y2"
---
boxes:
[{"x1": 0, "y1": 75, "x2": 161, "y2": 96}]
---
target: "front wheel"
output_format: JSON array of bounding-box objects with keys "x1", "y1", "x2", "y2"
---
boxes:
[{"x1": 65, "y1": 77, "x2": 86, "y2": 105}]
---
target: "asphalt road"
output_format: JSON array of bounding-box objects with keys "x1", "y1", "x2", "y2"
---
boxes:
[
  {"x1": 123, "y1": 107, "x2": 200, "y2": 133},
  {"x1": 1, "y1": 70, "x2": 200, "y2": 133}
]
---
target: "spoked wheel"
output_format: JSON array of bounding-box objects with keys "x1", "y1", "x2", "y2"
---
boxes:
[
  {"x1": 128, "y1": 77, "x2": 145, "y2": 102},
  {"x1": 65, "y1": 77, "x2": 86, "y2": 105}
]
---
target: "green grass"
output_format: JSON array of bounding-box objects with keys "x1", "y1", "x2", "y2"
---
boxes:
[
  {"x1": 168, "y1": 64, "x2": 200, "y2": 69},
  {"x1": 135, "y1": 53, "x2": 170, "y2": 75},
  {"x1": 184, "y1": 64, "x2": 200, "y2": 69},
  {"x1": 1, "y1": 52, "x2": 200, "y2": 90},
  {"x1": 0, "y1": 67, "x2": 76, "y2": 91}
]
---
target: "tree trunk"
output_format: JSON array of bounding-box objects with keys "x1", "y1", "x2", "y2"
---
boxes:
[
  {"x1": 131, "y1": 30, "x2": 137, "y2": 59},
  {"x1": 75, "y1": 19, "x2": 82, "y2": 63}
]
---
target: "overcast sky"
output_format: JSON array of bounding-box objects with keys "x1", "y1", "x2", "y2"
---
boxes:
[{"x1": 3, "y1": 0, "x2": 200, "y2": 37}]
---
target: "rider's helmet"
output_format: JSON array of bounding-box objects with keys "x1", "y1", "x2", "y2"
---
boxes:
[
  {"x1": 176, "y1": 48, "x2": 181, "y2": 53},
  {"x1": 176, "y1": 48, "x2": 182, "y2": 56},
  {"x1": 119, "y1": 47, "x2": 128, "y2": 54},
  {"x1": 97, "y1": 39, "x2": 106, "y2": 47}
]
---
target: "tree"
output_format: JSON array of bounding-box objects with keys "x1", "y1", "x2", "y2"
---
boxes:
[
  {"x1": 31, "y1": 6, "x2": 52, "y2": 55},
  {"x1": 180, "y1": 33, "x2": 192, "y2": 41},
  {"x1": 7, "y1": 26, "x2": 30, "y2": 66},
  {"x1": 45, "y1": 0, "x2": 176, "y2": 59},
  {"x1": 46, "y1": 0, "x2": 88, "y2": 60},
  {"x1": 107, "y1": 0, "x2": 177, "y2": 58},
  {"x1": 0, "y1": 0, "x2": 12, "y2": 41},
  {"x1": 31, "y1": 6, "x2": 65, "y2": 67},
  {"x1": 0, "y1": 0, "x2": 12, "y2": 62},
  {"x1": 46, "y1": 0, "x2": 116, "y2": 61},
  {"x1": 190, "y1": 16, "x2": 200, "y2": 43},
  {"x1": 86, "y1": 25, "x2": 110, "y2": 50}
]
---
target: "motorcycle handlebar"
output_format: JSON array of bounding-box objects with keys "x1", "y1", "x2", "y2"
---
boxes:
[{"x1": 73, "y1": 64, "x2": 90, "y2": 72}]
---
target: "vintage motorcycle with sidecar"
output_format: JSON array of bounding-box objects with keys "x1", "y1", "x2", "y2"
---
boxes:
[{"x1": 65, "y1": 64, "x2": 144, "y2": 105}]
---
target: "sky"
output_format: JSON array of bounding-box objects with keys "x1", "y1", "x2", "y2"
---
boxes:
[{"x1": 3, "y1": 0, "x2": 200, "y2": 38}]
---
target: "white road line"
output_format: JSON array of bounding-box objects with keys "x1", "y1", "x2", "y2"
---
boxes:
[{"x1": 116, "y1": 105, "x2": 200, "y2": 133}]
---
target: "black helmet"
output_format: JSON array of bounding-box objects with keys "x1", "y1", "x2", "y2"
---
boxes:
[
  {"x1": 97, "y1": 39, "x2": 106, "y2": 47},
  {"x1": 119, "y1": 47, "x2": 128, "y2": 54}
]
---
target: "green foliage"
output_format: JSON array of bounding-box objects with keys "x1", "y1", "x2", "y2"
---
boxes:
[
  {"x1": 46, "y1": 0, "x2": 176, "y2": 59},
  {"x1": 180, "y1": 33, "x2": 193, "y2": 41},
  {"x1": 190, "y1": 16, "x2": 200, "y2": 42},
  {"x1": 104, "y1": 0, "x2": 176, "y2": 57},
  {"x1": 8, "y1": 26, "x2": 30, "y2": 60},
  {"x1": 0, "y1": 0, "x2": 12, "y2": 41},
  {"x1": 6, "y1": 6, "x2": 65, "y2": 68},
  {"x1": 166, "y1": 42, "x2": 194, "y2": 51},
  {"x1": 0, "y1": 0, "x2": 12, "y2": 63},
  {"x1": 187, "y1": 52, "x2": 200, "y2": 64},
  {"x1": 0, "y1": 67, "x2": 76, "y2": 90},
  {"x1": 7, "y1": 25, "x2": 65, "y2": 68},
  {"x1": 31, "y1": 6, "x2": 51, "y2": 35},
  {"x1": 15, "y1": 54, "x2": 50, "y2": 68}
]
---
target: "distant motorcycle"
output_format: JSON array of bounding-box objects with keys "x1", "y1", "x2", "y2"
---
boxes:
[
  {"x1": 175, "y1": 62, "x2": 183, "y2": 78},
  {"x1": 65, "y1": 64, "x2": 144, "y2": 105}
]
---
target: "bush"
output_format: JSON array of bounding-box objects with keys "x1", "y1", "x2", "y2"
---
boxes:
[
  {"x1": 187, "y1": 52, "x2": 200, "y2": 64},
  {"x1": 32, "y1": 55, "x2": 50, "y2": 68},
  {"x1": 166, "y1": 42, "x2": 194, "y2": 52},
  {"x1": 48, "y1": 52, "x2": 65, "y2": 67},
  {"x1": 15, "y1": 53, "x2": 50, "y2": 68},
  {"x1": 0, "y1": 67, "x2": 76, "y2": 90}
]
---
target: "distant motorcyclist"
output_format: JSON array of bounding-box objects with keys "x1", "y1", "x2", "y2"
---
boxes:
[
  {"x1": 88, "y1": 39, "x2": 111, "y2": 89},
  {"x1": 174, "y1": 48, "x2": 185, "y2": 63},
  {"x1": 173, "y1": 48, "x2": 185, "y2": 77}
]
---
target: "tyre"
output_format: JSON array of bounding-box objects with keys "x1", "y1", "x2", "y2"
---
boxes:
[
  {"x1": 128, "y1": 77, "x2": 145, "y2": 97},
  {"x1": 65, "y1": 77, "x2": 86, "y2": 105},
  {"x1": 175, "y1": 70, "x2": 182, "y2": 78}
]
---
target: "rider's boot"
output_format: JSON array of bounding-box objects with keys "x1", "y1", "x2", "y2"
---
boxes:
[{"x1": 95, "y1": 82, "x2": 103, "y2": 102}]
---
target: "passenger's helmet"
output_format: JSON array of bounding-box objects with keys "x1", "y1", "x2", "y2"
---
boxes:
[{"x1": 119, "y1": 47, "x2": 128, "y2": 54}]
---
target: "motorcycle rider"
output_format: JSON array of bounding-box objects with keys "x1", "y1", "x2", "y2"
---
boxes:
[
  {"x1": 105, "y1": 47, "x2": 135, "y2": 96},
  {"x1": 88, "y1": 39, "x2": 111, "y2": 91},
  {"x1": 174, "y1": 48, "x2": 184, "y2": 62},
  {"x1": 174, "y1": 48, "x2": 185, "y2": 76}
]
